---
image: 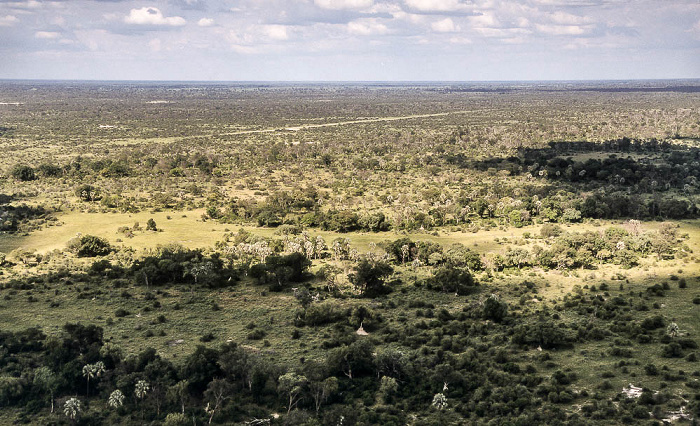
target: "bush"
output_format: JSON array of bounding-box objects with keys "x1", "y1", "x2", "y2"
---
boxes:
[
  {"x1": 429, "y1": 265, "x2": 477, "y2": 295},
  {"x1": 114, "y1": 309, "x2": 130, "y2": 317},
  {"x1": 483, "y1": 294, "x2": 508, "y2": 322},
  {"x1": 10, "y1": 164, "x2": 35, "y2": 181},
  {"x1": 68, "y1": 235, "x2": 111, "y2": 257},
  {"x1": 299, "y1": 302, "x2": 347, "y2": 326},
  {"x1": 540, "y1": 223, "x2": 563, "y2": 238},
  {"x1": 662, "y1": 342, "x2": 683, "y2": 358},
  {"x1": 247, "y1": 329, "x2": 266, "y2": 340}
]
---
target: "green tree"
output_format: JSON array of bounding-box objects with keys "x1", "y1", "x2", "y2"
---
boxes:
[
  {"x1": 33, "y1": 367, "x2": 58, "y2": 413},
  {"x1": 204, "y1": 379, "x2": 232, "y2": 424},
  {"x1": 108, "y1": 389, "x2": 125, "y2": 409},
  {"x1": 348, "y1": 260, "x2": 393, "y2": 297},
  {"x1": 82, "y1": 361, "x2": 105, "y2": 397},
  {"x1": 167, "y1": 380, "x2": 189, "y2": 414},
  {"x1": 432, "y1": 393, "x2": 447, "y2": 410},
  {"x1": 278, "y1": 372, "x2": 308, "y2": 414},
  {"x1": 309, "y1": 376, "x2": 338, "y2": 415},
  {"x1": 63, "y1": 397, "x2": 81, "y2": 423},
  {"x1": 135, "y1": 379, "x2": 149, "y2": 418}
]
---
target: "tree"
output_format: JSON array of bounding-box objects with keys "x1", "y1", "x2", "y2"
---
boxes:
[
  {"x1": 278, "y1": 372, "x2": 308, "y2": 414},
  {"x1": 348, "y1": 260, "x2": 393, "y2": 297},
  {"x1": 69, "y1": 235, "x2": 111, "y2": 257},
  {"x1": 64, "y1": 397, "x2": 81, "y2": 423},
  {"x1": 483, "y1": 294, "x2": 508, "y2": 322},
  {"x1": 432, "y1": 393, "x2": 447, "y2": 410},
  {"x1": 309, "y1": 377, "x2": 338, "y2": 415},
  {"x1": 135, "y1": 379, "x2": 149, "y2": 418},
  {"x1": 377, "y1": 376, "x2": 398, "y2": 405},
  {"x1": 75, "y1": 184, "x2": 100, "y2": 202},
  {"x1": 204, "y1": 379, "x2": 232, "y2": 424},
  {"x1": 430, "y1": 265, "x2": 477, "y2": 295},
  {"x1": 108, "y1": 389, "x2": 125, "y2": 409},
  {"x1": 167, "y1": 380, "x2": 189, "y2": 414},
  {"x1": 82, "y1": 361, "x2": 105, "y2": 397},
  {"x1": 33, "y1": 366, "x2": 58, "y2": 413},
  {"x1": 327, "y1": 340, "x2": 375, "y2": 380}
]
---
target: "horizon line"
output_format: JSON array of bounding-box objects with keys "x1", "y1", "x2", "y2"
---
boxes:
[{"x1": 1, "y1": 77, "x2": 699, "y2": 84}]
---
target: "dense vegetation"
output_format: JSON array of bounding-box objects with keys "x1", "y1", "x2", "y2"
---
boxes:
[{"x1": 0, "y1": 81, "x2": 698, "y2": 425}]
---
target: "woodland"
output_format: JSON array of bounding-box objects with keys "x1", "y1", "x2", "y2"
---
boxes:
[{"x1": 0, "y1": 80, "x2": 698, "y2": 425}]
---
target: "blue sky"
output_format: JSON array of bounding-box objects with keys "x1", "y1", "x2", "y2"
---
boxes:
[{"x1": 0, "y1": 0, "x2": 698, "y2": 81}]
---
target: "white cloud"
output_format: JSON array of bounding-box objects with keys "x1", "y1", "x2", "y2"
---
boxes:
[
  {"x1": 197, "y1": 18, "x2": 214, "y2": 27},
  {"x1": 35, "y1": 31, "x2": 60, "y2": 39},
  {"x1": 230, "y1": 44, "x2": 258, "y2": 54},
  {"x1": 431, "y1": 17, "x2": 457, "y2": 32},
  {"x1": 404, "y1": 0, "x2": 468, "y2": 13},
  {"x1": 547, "y1": 11, "x2": 591, "y2": 25},
  {"x1": 692, "y1": 19, "x2": 700, "y2": 39},
  {"x1": 0, "y1": 15, "x2": 19, "y2": 27},
  {"x1": 535, "y1": 24, "x2": 589, "y2": 35},
  {"x1": 149, "y1": 38, "x2": 162, "y2": 52},
  {"x1": 5, "y1": 1, "x2": 42, "y2": 10},
  {"x1": 124, "y1": 7, "x2": 186, "y2": 26},
  {"x1": 448, "y1": 35, "x2": 471, "y2": 44},
  {"x1": 347, "y1": 19, "x2": 389, "y2": 35},
  {"x1": 314, "y1": 0, "x2": 373, "y2": 10},
  {"x1": 263, "y1": 25, "x2": 289, "y2": 40},
  {"x1": 470, "y1": 11, "x2": 499, "y2": 28}
]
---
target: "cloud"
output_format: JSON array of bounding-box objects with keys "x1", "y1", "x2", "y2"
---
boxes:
[
  {"x1": 170, "y1": 0, "x2": 207, "y2": 11},
  {"x1": 3, "y1": 1, "x2": 42, "y2": 10},
  {"x1": 535, "y1": 24, "x2": 590, "y2": 35},
  {"x1": 197, "y1": 17, "x2": 214, "y2": 27},
  {"x1": 404, "y1": 0, "x2": 470, "y2": 13},
  {"x1": 314, "y1": 0, "x2": 373, "y2": 10},
  {"x1": 124, "y1": 7, "x2": 186, "y2": 26},
  {"x1": 0, "y1": 15, "x2": 19, "y2": 26},
  {"x1": 149, "y1": 38, "x2": 161, "y2": 52},
  {"x1": 693, "y1": 19, "x2": 700, "y2": 39},
  {"x1": 448, "y1": 35, "x2": 471, "y2": 44},
  {"x1": 347, "y1": 19, "x2": 389, "y2": 35},
  {"x1": 262, "y1": 25, "x2": 289, "y2": 40},
  {"x1": 547, "y1": 11, "x2": 591, "y2": 25},
  {"x1": 431, "y1": 17, "x2": 457, "y2": 32},
  {"x1": 35, "y1": 31, "x2": 60, "y2": 39}
]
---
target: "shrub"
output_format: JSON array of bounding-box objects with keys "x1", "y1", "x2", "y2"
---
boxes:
[
  {"x1": 247, "y1": 329, "x2": 266, "y2": 340},
  {"x1": 68, "y1": 235, "x2": 111, "y2": 257},
  {"x1": 10, "y1": 164, "x2": 35, "y2": 181},
  {"x1": 75, "y1": 184, "x2": 100, "y2": 202},
  {"x1": 429, "y1": 266, "x2": 477, "y2": 295},
  {"x1": 299, "y1": 302, "x2": 347, "y2": 326},
  {"x1": 114, "y1": 309, "x2": 130, "y2": 317},
  {"x1": 483, "y1": 294, "x2": 508, "y2": 322}
]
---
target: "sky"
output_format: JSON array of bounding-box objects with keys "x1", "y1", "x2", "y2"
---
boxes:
[{"x1": 0, "y1": 0, "x2": 698, "y2": 81}]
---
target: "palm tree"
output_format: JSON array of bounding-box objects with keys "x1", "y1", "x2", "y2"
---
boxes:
[
  {"x1": 135, "y1": 380, "x2": 150, "y2": 419},
  {"x1": 82, "y1": 361, "x2": 106, "y2": 397},
  {"x1": 432, "y1": 393, "x2": 447, "y2": 410},
  {"x1": 64, "y1": 397, "x2": 81, "y2": 423},
  {"x1": 108, "y1": 389, "x2": 125, "y2": 409}
]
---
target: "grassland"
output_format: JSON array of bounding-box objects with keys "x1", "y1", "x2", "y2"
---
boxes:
[{"x1": 0, "y1": 81, "x2": 698, "y2": 425}]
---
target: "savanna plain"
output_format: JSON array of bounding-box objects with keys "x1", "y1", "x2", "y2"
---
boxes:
[{"x1": 0, "y1": 80, "x2": 699, "y2": 425}]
